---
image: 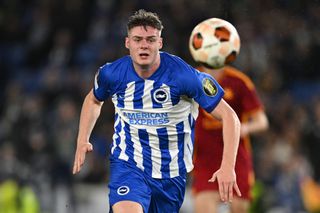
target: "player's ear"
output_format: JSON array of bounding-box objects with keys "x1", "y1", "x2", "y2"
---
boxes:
[
  {"x1": 159, "y1": 37, "x2": 163, "y2": 49},
  {"x1": 125, "y1": 37, "x2": 129, "y2": 49}
]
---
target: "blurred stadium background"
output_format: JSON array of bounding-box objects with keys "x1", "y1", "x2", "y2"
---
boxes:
[{"x1": 0, "y1": 0, "x2": 320, "y2": 212}]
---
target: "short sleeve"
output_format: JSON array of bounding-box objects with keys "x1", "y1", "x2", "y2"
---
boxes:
[
  {"x1": 93, "y1": 65, "x2": 112, "y2": 101},
  {"x1": 180, "y1": 67, "x2": 224, "y2": 113}
]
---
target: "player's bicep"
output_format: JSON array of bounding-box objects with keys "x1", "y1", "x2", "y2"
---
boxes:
[
  {"x1": 210, "y1": 99, "x2": 229, "y2": 120},
  {"x1": 210, "y1": 99, "x2": 240, "y2": 134},
  {"x1": 89, "y1": 89, "x2": 104, "y2": 105}
]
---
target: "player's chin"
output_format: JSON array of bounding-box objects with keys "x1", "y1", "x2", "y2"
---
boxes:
[{"x1": 137, "y1": 58, "x2": 151, "y2": 66}]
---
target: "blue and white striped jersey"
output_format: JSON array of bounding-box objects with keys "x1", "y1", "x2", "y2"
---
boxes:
[{"x1": 93, "y1": 52, "x2": 224, "y2": 179}]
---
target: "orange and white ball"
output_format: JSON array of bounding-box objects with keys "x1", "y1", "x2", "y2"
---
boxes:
[{"x1": 189, "y1": 18, "x2": 240, "y2": 69}]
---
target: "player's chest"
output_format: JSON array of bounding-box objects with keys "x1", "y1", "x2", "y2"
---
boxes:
[{"x1": 112, "y1": 80, "x2": 180, "y2": 109}]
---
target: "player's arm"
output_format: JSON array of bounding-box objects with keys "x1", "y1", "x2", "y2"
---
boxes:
[
  {"x1": 208, "y1": 99, "x2": 241, "y2": 202},
  {"x1": 73, "y1": 89, "x2": 103, "y2": 174},
  {"x1": 241, "y1": 110, "x2": 269, "y2": 137}
]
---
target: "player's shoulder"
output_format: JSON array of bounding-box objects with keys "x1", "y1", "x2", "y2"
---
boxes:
[
  {"x1": 100, "y1": 55, "x2": 130, "y2": 72},
  {"x1": 98, "y1": 56, "x2": 131, "y2": 82},
  {"x1": 224, "y1": 66, "x2": 255, "y2": 89},
  {"x1": 161, "y1": 51, "x2": 181, "y2": 62},
  {"x1": 161, "y1": 51, "x2": 197, "y2": 77},
  {"x1": 98, "y1": 55, "x2": 130, "y2": 80},
  {"x1": 161, "y1": 52, "x2": 190, "y2": 69}
]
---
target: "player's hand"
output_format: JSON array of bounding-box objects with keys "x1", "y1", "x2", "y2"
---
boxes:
[
  {"x1": 208, "y1": 168, "x2": 241, "y2": 202},
  {"x1": 72, "y1": 142, "x2": 93, "y2": 174}
]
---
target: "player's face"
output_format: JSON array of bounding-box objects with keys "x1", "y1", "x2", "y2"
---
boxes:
[{"x1": 126, "y1": 26, "x2": 163, "y2": 72}]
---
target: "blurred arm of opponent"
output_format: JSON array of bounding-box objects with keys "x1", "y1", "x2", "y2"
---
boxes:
[{"x1": 240, "y1": 110, "x2": 269, "y2": 137}]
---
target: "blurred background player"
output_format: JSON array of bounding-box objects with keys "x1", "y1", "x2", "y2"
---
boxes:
[{"x1": 189, "y1": 18, "x2": 269, "y2": 213}]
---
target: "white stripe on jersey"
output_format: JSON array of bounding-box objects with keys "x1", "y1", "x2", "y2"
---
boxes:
[
  {"x1": 168, "y1": 132, "x2": 179, "y2": 178},
  {"x1": 111, "y1": 114, "x2": 120, "y2": 154},
  {"x1": 130, "y1": 126, "x2": 144, "y2": 171},
  {"x1": 183, "y1": 119, "x2": 194, "y2": 173},
  {"x1": 124, "y1": 82, "x2": 135, "y2": 109},
  {"x1": 118, "y1": 119, "x2": 129, "y2": 161},
  {"x1": 112, "y1": 94, "x2": 118, "y2": 108},
  {"x1": 143, "y1": 80, "x2": 154, "y2": 109},
  {"x1": 146, "y1": 128, "x2": 163, "y2": 178}
]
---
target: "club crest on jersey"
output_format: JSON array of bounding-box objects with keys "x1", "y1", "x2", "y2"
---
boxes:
[
  {"x1": 202, "y1": 78, "x2": 218, "y2": 96},
  {"x1": 117, "y1": 186, "x2": 130, "y2": 195},
  {"x1": 153, "y1": 88, "x2": 169, "y2": 104}
]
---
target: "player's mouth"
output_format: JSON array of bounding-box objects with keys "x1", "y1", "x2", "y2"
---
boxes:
[{"x1": 139, "y1": 53, "x2": 150, "y2": 59}]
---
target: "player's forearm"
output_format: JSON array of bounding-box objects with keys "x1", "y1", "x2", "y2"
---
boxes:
[
  {"x1": 77, "y1": 91, "x2": 103, "y2": 144},
  {"x1": 210, "y1": 100, "x2": 241, "y2": 170},
  {"x1": 220, "y1": 110, "x2": 241, "y2": 170}
]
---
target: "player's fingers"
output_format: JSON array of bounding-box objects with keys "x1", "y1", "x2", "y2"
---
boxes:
[
  {"x1": 73, "y1": 161, "x2": 78, "y2": 174},
  {"x1": 228, "y1": 182, "x2": 234, "y2": 202},
  {"x1": 73, "y1": 154, "x2": 82, "y2": 174},
  {"x1": 208, "y1": 172, "x2": 217, "y2": 182},
  {"x1": 73, "y1": 144, "x2": 92, "y2": 175},
  {"x1": 73, "y1": 151, "x2": 84, "y2": 175},
  {"x1": 234, "y1": 182, "x2": 242, "y2": 197},
  {"x1": 78, "y1": 147, "x2": 89, "y2": 168},
  {"x1": 79, "y1": 151, "x2": 85, "y2": 167},
  {"x1": 73, "y1": 155, "x2": 80, "y2": 174},
  {"x1": 223, "y1": 182, "x2": 230, "y2": 202},
  {"x1": 219, "y1": 181, "x2": 225, "y2": 202}
]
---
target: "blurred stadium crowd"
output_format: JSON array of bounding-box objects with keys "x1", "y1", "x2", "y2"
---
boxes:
[{"x1": 0, "y1": 0, "x2": 320, "y2": 212}]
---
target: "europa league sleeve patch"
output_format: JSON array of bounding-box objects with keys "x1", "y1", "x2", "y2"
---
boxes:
[{"x1": 202, "y1": 78, "x2": 218, "y2": 96}]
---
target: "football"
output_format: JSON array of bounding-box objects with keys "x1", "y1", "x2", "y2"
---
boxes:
[{"x1": 189, "y1": 18, "x2": 240, "y2": 69}]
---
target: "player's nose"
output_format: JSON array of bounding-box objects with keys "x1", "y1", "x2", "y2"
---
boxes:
[{"x1": 140, "y1": 39, "x2": 149, "y2": 48}]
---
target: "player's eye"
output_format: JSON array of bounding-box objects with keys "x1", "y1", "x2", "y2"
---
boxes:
[
  {"x1": 132, "y1": 37, "x2": 142, "y2": 42},
  {"x1": 147, "y1": 37, "x2": 156, "y2": 43}
]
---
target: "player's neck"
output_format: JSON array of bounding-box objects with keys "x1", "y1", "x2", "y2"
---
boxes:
[{"x1": 133, "y1": 56, "x2": 161, "y2": 79}]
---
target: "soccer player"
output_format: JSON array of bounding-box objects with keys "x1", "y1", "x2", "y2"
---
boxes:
[
  {"x1": 191, "y1": 25, "x2": 269, "y2": 213},
  {"x1": 73, "y1": 9, "x2": 241, "y2": 213}
]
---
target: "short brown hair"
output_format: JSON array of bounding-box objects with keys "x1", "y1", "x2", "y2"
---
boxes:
[{"x1": 127, "y1": 9, "x2": 163, "y2": 33}]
